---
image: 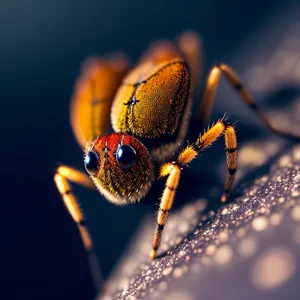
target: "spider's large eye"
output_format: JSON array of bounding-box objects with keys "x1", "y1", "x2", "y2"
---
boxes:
[
  {"x1": 116, "y1": 145, "x2": 137, "y2": 170},
  {"x1": 84, "y1": 151, "x2": 99, "y2": 175}
]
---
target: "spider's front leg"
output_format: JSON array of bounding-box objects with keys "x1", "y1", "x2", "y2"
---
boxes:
[
  {"x1": 150, "y1": 164, "x2": 182, "y2": 259},
  {"x1": 151, "y1": 120, "x2": 237, "y2": 259},
  {"x1": 54, "y1": 165, "x2": 102, "y2": 292}
]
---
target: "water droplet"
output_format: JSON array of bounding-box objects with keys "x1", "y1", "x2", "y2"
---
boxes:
[
  {"x1": 238, "y1": 237, "x2": 257, "y2": 257},
  {"x1": 251, "y1": 247, "x2": 296, "y2": 289},
  {"x1": 252, "y1": 216, "x2": 268, "y2": 231},
  {"x1": 162, "y1": 266, "x2": 173, "y2": 276},
  {"x1": 206, "y1": 244, "x2": 217, "y2": 256},
  {"x1": 173, "y1": 267, "x2": 183, "y2": 278},
  {"x1": 215, "y1": 245, "x2": 233, "y2": 265},
  {"x1": 291, "y1": 205, "x2": 300, "y2": 221}
]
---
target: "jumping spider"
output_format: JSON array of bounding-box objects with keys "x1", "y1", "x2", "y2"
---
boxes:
[{"x1": 54, "y1": 31, "x2": 299, "y2": 291}]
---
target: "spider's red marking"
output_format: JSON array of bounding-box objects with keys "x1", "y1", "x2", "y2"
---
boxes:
[{"x1": 93, "y1": 133, "x2": 150, "y2": 171}]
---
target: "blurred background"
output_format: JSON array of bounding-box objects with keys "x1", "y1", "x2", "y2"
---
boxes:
[{"x1": 1, "y1": 0, "x2": 300, "y2": 299}]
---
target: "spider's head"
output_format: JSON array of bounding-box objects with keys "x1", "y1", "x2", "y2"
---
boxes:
[{"x1": 84, "y1": 133, "x2": 154, "y2": 205}]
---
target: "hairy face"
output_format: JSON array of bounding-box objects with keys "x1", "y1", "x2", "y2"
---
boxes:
[{"x1": 84, "y1": 133, "x2": 154, "y2": 205}]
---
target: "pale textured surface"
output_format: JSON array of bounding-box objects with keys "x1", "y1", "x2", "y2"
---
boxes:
[{"x1": 99, "y1": 139, "x2": 300, "y2": 300}]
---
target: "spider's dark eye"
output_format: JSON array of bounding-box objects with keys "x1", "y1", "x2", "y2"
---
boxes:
[
  {"x1": 116, "y1": 145, "x2": 137, "y2": 170},
  {"x1": 84, "y1": 151, "x2": 99, "y2": 175}
]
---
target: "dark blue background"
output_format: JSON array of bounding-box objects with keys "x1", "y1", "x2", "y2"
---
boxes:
[{"x1": 0, "y1": 0, "x2": 295, "y2": 299}]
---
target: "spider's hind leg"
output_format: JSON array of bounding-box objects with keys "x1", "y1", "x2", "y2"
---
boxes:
[
  {"x1": 198, "y1": 63, "x2": 300, "y2": 140},
  {"x1": 177, "y1": 31, "x2": 203, "y2": 88}
]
